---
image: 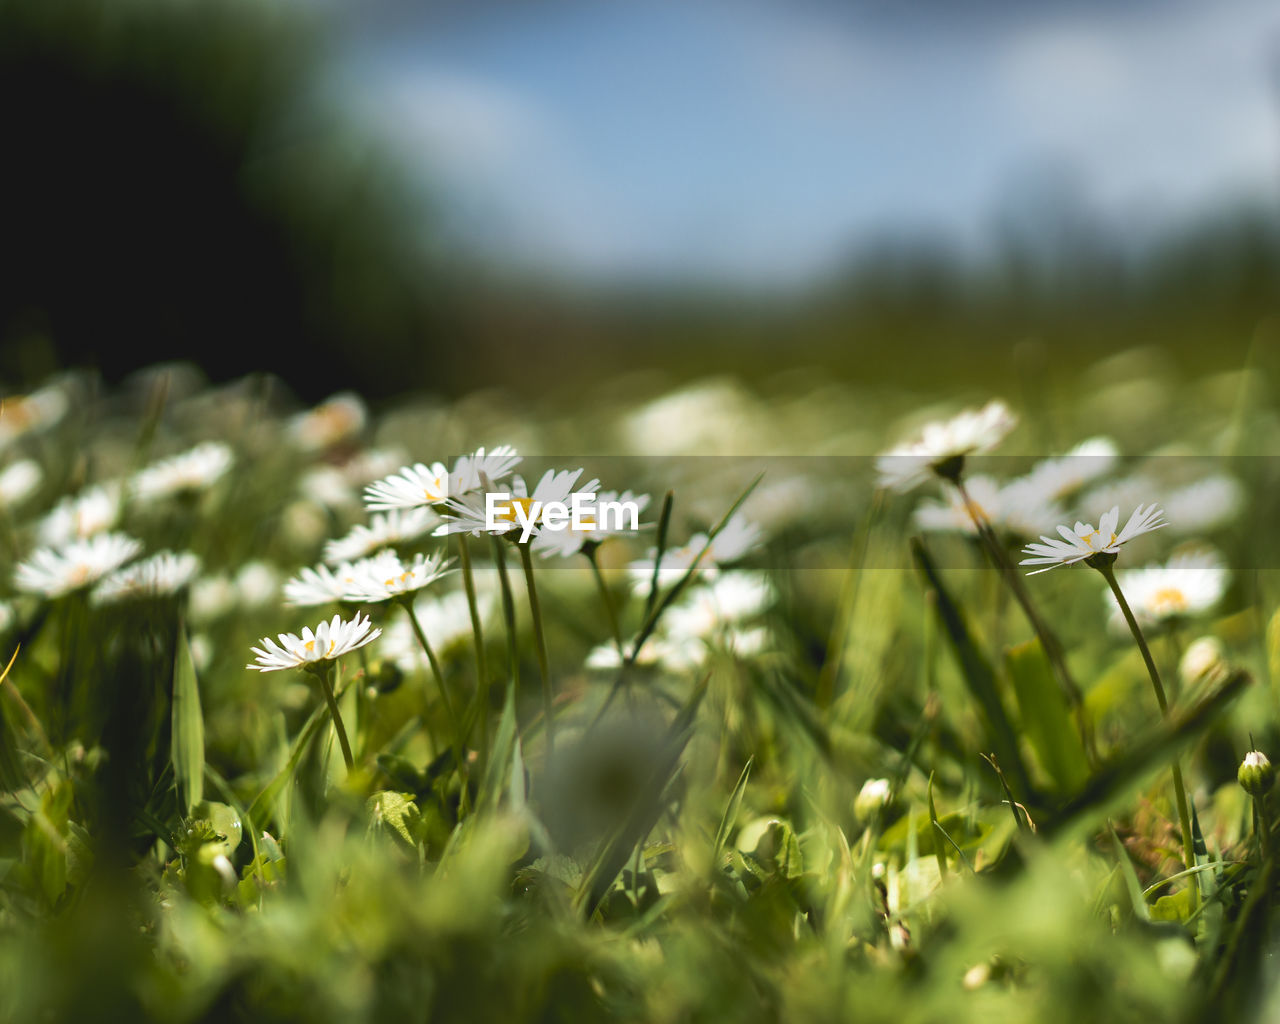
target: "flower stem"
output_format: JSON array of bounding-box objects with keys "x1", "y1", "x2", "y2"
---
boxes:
[
  {"x1": 1097, "y1": 563, "x2": 1197, "y2": 890},
  {"x1": 584, "y1": 545, "x2": 624, "y2": 656},
  {"x1": 490, "y1": 535, "x2": 520, "y2": 688},
  {"x1": 314, "y1": 662, "x2": 354, "y2": 772},
  {"x1": 401, "y1": 598, "x2": 458, "y2": 732},
  {"x1": 456, "y1": 533, "x2": 489, "y2": 764},
  {"x1": 519, "y1": 542, "x2": 555, "y2": 760},
  {"x1": 954, "y1": 479, "x2": 1094, "y2": 760}
]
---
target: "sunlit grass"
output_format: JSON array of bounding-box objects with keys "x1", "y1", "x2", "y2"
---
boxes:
[{"x1": 0, "y1": 356, "x2": 1276, "y2": 1022}]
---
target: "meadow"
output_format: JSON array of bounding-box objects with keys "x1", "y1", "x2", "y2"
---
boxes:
[{"x1": 0, "y1": 351, "x2": 1275, "y2": 1022}]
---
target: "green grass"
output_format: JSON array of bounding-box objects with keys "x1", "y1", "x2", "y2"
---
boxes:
[{"x1": 0, "y1": 353, "x2": 1276, "y2": 1023}]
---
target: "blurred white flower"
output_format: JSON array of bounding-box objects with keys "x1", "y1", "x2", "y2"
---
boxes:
[
  {"x1": 284, "y1": 562, "x2": 358, "y2": 608},
  {"x1": 876, "y1": 400, "x2": 1017, "y2": 491},
  {"x1": 1020, "y1": 504, "x2": 1166, "y2": 574},
  {"x1": 340, "y1": 550, "x2": 455, "y2": 603},
  {"x1": 1019, "y1": 437, "x2": 1118, "y2": 503},
  {"x1": 0, "y1": 459, "x2": 41, "y2": 509},
  {"x1": 379, "y1": 589, "x2": 492, "y2": 672},
  {"x1": 1083, "y1": 473, "x2": 1243, "y2": 537},
  {"x1": 664, "y1": 571, "x2": 774, "y2": 641},
  {"x1": 235, "y1": 561, "x2": 279, "y2": 607},
  {"x1": 533, "y1": 489, "x2": 649, "y2": 558},
  {"x1": 585, "y1": 634, "x2": 704, "y2": 673},
  {"x1": 298, "y1": 466, "x2": 354, "y2": 509},
  {"x1": 1106, "y1": 549, "x2": 1227, "y2": 629},
  {"x1": 37, "y1": 483, "x2": 121, "y2": 545},
  {"x1": 189, "y1": 574, "x2": 237, "y2": 623},
  {"x1": 323, "y1": 507, "x2": 442, "y2": 564},
  {"x1": 247, "y1": 612, "x2": 381, "y2": 672},
  {"x1": 1178, "y1": 636, "x2": 1228, "y2": 688},
  {"x1": 91, "y1": 550, "x2": 201, "y2": 605},
  {"x1": 287, "y1": 392, "x2": 367, "y2": 451},
  {"x1": 132, "y1": 442, "x2": 233, "y2": 502},
  {"x1": 15, "y1": 532, "x2": 143, "y2": 598},
  {"x1": 855, "y1": 778, "x2": 892, "y2": 822},
  {"x1": 628, "y1": 512, "x2": 762, "y2": 592},
  {"x1": 0, "y1": 386, "x2": 69, "y2": 448},
  {"x1": 914, "y1": 474, "x2": 1059, "y2": 537},
  {"x1": 1162, "y1": 475, "x2": 1244, "y2": 534}
]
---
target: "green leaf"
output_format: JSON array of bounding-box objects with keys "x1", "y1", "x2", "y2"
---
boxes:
[
  {"x1": 713, "y1": 757, "x2": 753, "y2": 860},
  {"x1": 912, "y1": 538, "x2": 1034, "y2": 801},
  {"x1": 368, "y1": 791, "x2": 420, "y2": 845},
  {"x1": 576, "y1": 676, "x2": 708, "y2": 919},
  {"x1": 1004, "y1": 639, "x2": 1090, "y2": 795},
  {"x1": 171, "y1": 624, "x2": 205, "y2": 813},
  {"x1": 248, "y1": 703, "x2": 327, "y2": 832}
]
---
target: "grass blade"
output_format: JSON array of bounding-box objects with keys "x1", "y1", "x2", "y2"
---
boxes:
[{"x1": 171, "y1": 624, "x2": 205, "y2": 813}]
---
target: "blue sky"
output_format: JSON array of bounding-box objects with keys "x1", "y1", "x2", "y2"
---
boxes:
[{"x1": 329, "y1": 0, "x2": 1280, "y2": 286}]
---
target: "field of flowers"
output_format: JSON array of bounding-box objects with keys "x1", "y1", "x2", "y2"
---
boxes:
[{"x1": 0, "y1": 353, "x2": 1276, "y2": 1022}]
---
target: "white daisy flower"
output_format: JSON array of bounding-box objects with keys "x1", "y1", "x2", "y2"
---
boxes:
[
  {"x1": 322, "y1": 507, "x2": 442, "y2": 564},
  {"x1": 1018, "y1": 437, "x2": 1119, "y2": 503},
  {"x1": 91, "y1": 550, "x2": 201, "y2": 605},
  {"x1": 379, "y1": 589, "x2": 493, "y2": 672},
  {"x1": 15, "y1": 532, "x2": 144, "y2": 598},
  {"x1": 1105, "y1": 549, "x2": 1227, "y2": 629},
  {"x1": 585, "y1": 634, "x2": 704, "y2": 673},
  {"x1": 235, "y1": 561, "x2": 280, "y2": 607},
  {"x1": 363, "y1": 445, "x2": 521, "y2": 512},
  {"x1": 287, "y1": 392, "x2": 367, "y2": 451},
  {"x1": 1020, "y1": 504, "x2": 1166, "y2": 575},
  {"x1": 132, "y1": 442, "x2": 233, "y2": 502},
  {"x1": 189, "y1": 574, "x2": 237, "y2": 623},
  {"x1": 664, "y1": 571, "x2": 774, "y2": 641},
  {"x1": 876, "y1": 400, "x2": 1017, "y2": 491},
  {"x1": 915, "y1": 475, "x2": 1062, "y2": 538},
  {"x1": 299, "y1": 466, "x2": 355, "y2": 510},
  {"x1": 532, "y1": 489, "x2": 649, "y2": 558},
  {"x1": 283, "y1": 562, "x2": 359, "y2": 608},
  {"x1": 1162, "y1": 475, "x2": 1244, "y2": 534},
  {"x1": 443, "y1": 467, "x2": 598, "y2": 540},
  {"x1": 339, "y1": 550, "x2": 455, "y2": 603},
  {"x1": 456, "y1": 445, "x2": 522, "y2": 491},
  {"x1": 627, "y1": 512, "x2": 763, "y2": 592},
  {"x1": 37, "y1": 483, "x2": 121, "y2": 545},
  {"x1": 246, "y1": 612, "x2": 382, "y2": 672},
  {"x1": 0, "y1": 459, "x2": 41, "y2": 508},
  {"x1": 0, "y1": 385, "x2": 69, "y2": 448}
]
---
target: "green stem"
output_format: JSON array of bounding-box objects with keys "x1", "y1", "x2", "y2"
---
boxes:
[
  {"x1": 456, "y1": 533, "x2": 489, "y2": 765},
  {"x1": 490, "y1": 535, "x2": 520, "y2": 689},
  {"x1": 1097, "y1": 563, "x2": 1197, "y2": 889},
  {"x1": 519, "y1": 542, "x2": 555, "y2": 760},
  {"x1": 314, "y1": 662, "x2": 355, "y2": 771},
  {"x1": 401, "y1": 598, "x2": 458, "y2": 731},
  {"x1": 1257, "y1": 796, "x2": 1273, "y2": 861},
  {"x1": 585, "y1": 545, "x2": 624, "y2": 655},
  {"x1": 955, "y1": 479, "x2": 1094, "y2": 760}
]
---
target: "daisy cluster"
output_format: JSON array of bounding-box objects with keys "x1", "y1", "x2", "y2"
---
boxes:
[{"x1": 877, "y1": 398, "x2": 1240, "y2": 627}]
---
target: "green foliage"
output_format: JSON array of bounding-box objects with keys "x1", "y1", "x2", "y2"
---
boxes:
[{"x1": 0, "y1": 355, "x2": 1275, "y2": 1022}]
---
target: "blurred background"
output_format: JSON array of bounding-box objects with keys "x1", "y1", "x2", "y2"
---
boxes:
[{"x1": 1, "y1": 0, "x2": 1278, "y2": 403}]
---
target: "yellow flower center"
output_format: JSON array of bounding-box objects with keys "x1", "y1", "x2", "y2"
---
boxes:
[
  {"x1": 1149, "y1": 587, "x2": 1189, "y2": 616},
  {"x1": 492, "y1": 496, "x2": 538, "y2": 523}
]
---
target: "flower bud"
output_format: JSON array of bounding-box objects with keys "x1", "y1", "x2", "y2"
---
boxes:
[
  {"x1": 855, "y1": 778, "x2": 892, "y2": 823},
  {"x1": 1179, "y1": 636, "x2": 1227, "y2": 689},
  {"x1": 1238, "y1": 750, "x2": 1275, "y2": 797}
]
